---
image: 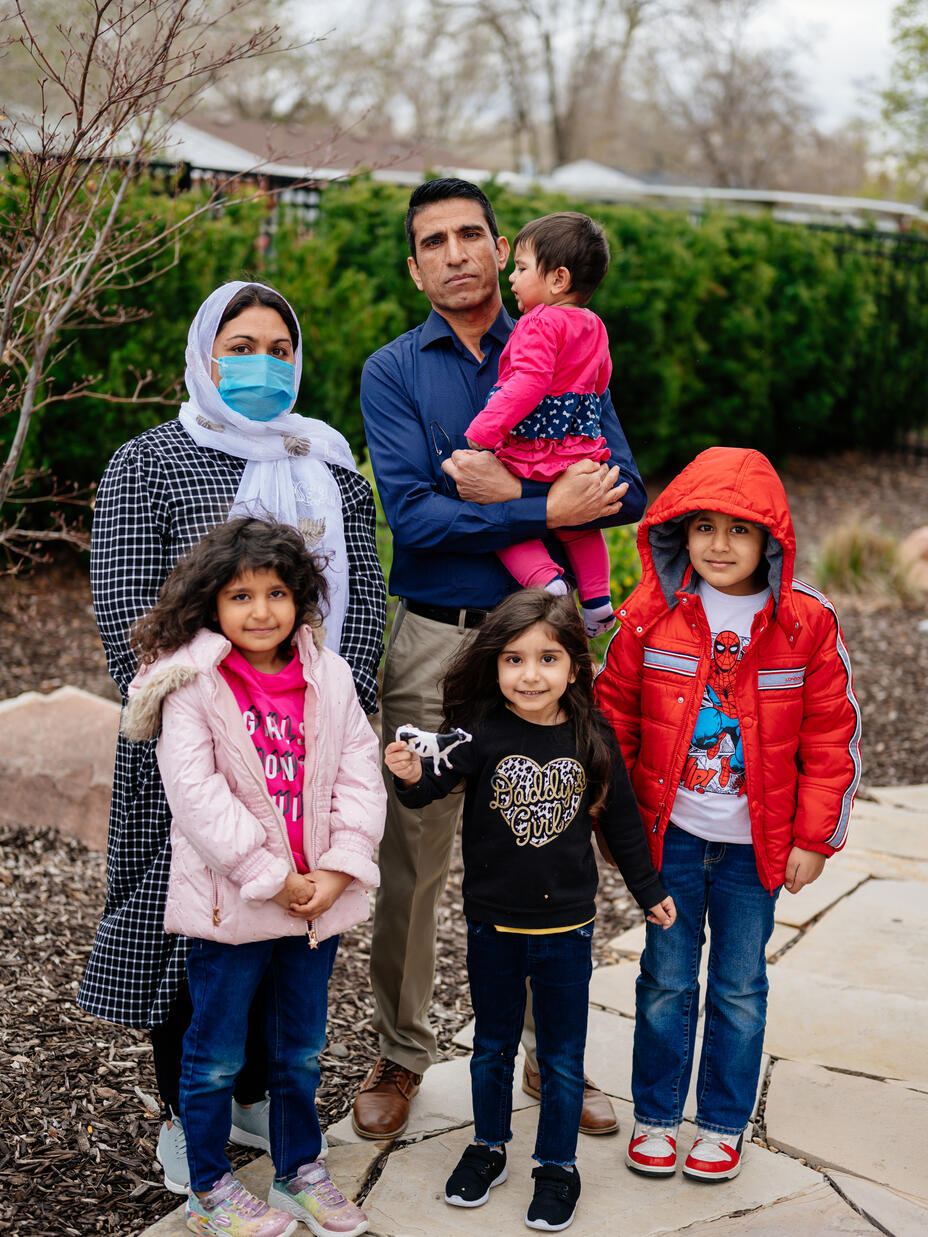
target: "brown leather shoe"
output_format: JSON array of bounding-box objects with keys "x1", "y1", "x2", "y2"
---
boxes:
[
  {"x1": 351, "y1": 1057, "x2": 422, "y2": 1139},
  {"x1": 522, "y1": 1065, "x2": 619, "y2": 1136}
]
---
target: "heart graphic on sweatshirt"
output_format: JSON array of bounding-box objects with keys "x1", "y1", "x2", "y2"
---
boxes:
[{"x1": 489, "y1": 754, "x2": 587, "y2": 848}]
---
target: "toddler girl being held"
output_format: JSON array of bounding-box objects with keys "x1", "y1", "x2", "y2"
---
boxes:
[
  {"x1": 122, "y1": 517, "x2": 385, "y2": 1237},
  {"x1": 465, "y1": 212, "x2": 619, "y2": 638}
]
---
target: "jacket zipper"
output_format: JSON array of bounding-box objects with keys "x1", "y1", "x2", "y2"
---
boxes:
[
  {"x1": 210, "y1": 870, "x2": 222, "y2": 926},
  {"x1": 653, "y1": 600, "x2": 712, "y2": 839}
]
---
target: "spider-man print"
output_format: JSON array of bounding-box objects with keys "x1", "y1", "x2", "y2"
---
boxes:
[{"x1": 680, "y1": 629, "x2": 748, "y2": 797}]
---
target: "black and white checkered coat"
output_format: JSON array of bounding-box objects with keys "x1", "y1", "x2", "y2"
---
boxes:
[{"x1": 77, "y1": 420, "x2": 385, "y2": 1028}]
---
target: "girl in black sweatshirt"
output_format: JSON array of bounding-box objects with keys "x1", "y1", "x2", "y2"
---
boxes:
[{"x1": 385, "y1": 589, "x2": 675, "y2": 1232}]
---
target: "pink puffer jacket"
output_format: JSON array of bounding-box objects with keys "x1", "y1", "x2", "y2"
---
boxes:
[{"x1": 121, "y1": 626, "x2": 385, "y2": 945}]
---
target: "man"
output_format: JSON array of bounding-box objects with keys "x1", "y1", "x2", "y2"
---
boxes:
[{"x1": 354, "y1": 178, "x2": 647, "y2": 1140}]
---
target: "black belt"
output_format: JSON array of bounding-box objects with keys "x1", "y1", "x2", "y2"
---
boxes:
[{"x1": 404, "y1": 599, "x2": 488, "y2": 629}]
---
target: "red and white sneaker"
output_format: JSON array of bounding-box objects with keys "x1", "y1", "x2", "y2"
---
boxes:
[
  {"x1": 624, "y1": 1122, "x2": 678, "y2": 1176},
  {"x1": 682, "y1": 1129, "x2": 744, "y2": 1181}
]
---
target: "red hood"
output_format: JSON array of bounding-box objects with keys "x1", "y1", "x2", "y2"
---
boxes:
[{"x1": 632, "y1": 447, "x2": 798, "y2": 631}]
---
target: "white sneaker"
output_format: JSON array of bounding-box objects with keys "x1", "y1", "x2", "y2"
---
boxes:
[
  {"x1": 155, "y1": 1112, "x2": 189, "y2": 1194},
  {"x1": 682, "y1": 1128, "x2": 744, "y2": 1181},
  {"x1": 625, "y1": 1121, "x2": 678, "y2": 1176},
  {"x1": 230, "y1": 1098, "x2": 328, "y2": 1158},
  {"x1": 231, "y1": 1098, "x2": 271, "y2": 1151}
]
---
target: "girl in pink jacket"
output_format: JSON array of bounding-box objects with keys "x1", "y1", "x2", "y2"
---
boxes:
[
  {"x1": 122, "y1": 517, "x2": 384, "y2": 1237},
  {"x1": 464, "y1": 212, "x2": 617, "y2": 639}
]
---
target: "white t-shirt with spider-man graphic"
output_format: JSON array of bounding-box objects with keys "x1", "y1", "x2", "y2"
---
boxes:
[{"x1": 670, "y1": 578, "x2": 772, "y2": 844}]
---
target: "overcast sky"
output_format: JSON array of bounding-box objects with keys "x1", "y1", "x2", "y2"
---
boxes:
[{"x1": 760, "y1": 0, "x2": 895, "y2": 129}]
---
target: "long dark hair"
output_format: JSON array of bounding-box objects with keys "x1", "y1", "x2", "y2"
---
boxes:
[
  {"x1": 131, "y1": 517, "x2": 328, "y2": 665},
  {"x1": 442, "y1": 590, "x2": 613, "y2": 814}
]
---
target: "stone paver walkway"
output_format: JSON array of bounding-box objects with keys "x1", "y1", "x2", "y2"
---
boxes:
[{"x1": 140, "y1": 790, "x2": 928, "y2": 1237}]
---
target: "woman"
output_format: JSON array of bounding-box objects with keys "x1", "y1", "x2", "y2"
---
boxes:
[{"x1": 78, "y1": 282, "x2": 385, "y2": 1192}]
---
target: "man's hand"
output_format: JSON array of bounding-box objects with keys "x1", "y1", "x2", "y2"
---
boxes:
[
  {"x1": 784, "y1": 846, "x2": 827, "y2": 894},
  {"x1": 442, "y1": 448, "x2": 522, "y2": 503},
  {"x1": 546, "y1": 460, "x2": 628, "y2": 529}
]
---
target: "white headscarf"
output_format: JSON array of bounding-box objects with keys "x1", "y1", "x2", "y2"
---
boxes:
[{"x1": 177, "y1": 281, "x2": 357, "y2": 654}]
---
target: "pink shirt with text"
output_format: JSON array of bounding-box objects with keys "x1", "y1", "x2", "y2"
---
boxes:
[{"x1": 218, "y1": 645, "x2": 310, "y2": 872}]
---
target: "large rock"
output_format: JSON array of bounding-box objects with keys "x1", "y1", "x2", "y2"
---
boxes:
[
  {"x1": 0, "y1": 686, "x2": 119, "y2": 850},
  {"x1": 765, "y1": 1060, "x2": 928, "y2": 1197},
  {"x1": 363, "y1": 1104, "x2": 823, "y2": 1237},
  {"x1": 764, "y1": 969, "x2": 928, "y2": 1079}
]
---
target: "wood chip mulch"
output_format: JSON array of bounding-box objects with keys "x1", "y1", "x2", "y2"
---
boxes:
[{"x1": 0, "y1": 821, "x2": 639, "y2": 1236}]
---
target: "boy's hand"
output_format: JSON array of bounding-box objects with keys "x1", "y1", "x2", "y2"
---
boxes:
[
  {"x1": 288, "y1": 869, "x2": 353, "y2": 918},
  {"x1": 784, "y1": 847, "x2": 827, "y2": 894},
  {"x1": 384, "y1": 740, "x2": 423, "y2": 785},
  {"x1": 272, "y1": 871, "x2": 316, "y2": 915},
  {"x1": 646, "y1": 896, "x2": 676, "y2": 929}
]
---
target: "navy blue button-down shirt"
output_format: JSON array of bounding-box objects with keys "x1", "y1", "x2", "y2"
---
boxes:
[{"x1": 361, "y1": 306, "x2": 647, "y2": 608}]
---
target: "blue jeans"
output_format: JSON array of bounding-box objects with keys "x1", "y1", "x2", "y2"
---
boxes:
[
  {"x1": 181, "y1": 934, "x2": 337, "y2": 1192},
  {"x1": 632, "y1": 826, "x2": 778, "y2": 1136},
  {"x1": 466, "y1": 918, "x2": 592, "y2": 1166}
]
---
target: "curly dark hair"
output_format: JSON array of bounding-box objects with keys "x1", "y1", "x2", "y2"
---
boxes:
[
  {"x1": 441, "y1": 589, "x2": 613, "y2": 814},
  {"x1": 131, "y1": 517, "x2": 328, "y2": 665}
]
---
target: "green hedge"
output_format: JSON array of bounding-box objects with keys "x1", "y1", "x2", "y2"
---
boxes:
[{"x1": 7, "y1": 176, "x2": 928, "y2": 493}]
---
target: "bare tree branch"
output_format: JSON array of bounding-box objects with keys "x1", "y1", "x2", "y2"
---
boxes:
[{"x1": 0, "y1": 0, "x2": 318, "y2": 559}]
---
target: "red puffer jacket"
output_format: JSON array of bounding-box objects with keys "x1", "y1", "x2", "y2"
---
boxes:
[{"x1": 595, "y1": 447, "x2": 861, "y2": 892}]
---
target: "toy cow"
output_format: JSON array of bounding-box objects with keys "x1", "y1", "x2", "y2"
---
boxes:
[{"x1": 394, "y1": 724, "x2": 473, "y2": 771}]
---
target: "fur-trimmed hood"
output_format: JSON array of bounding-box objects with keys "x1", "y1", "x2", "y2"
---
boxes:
[{"x1": 121, "y1": 624, "x2": 326, "y2": 742}]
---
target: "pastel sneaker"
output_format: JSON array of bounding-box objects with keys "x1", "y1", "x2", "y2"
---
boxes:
[
  {"x1": 268, "y1": 1159, "x2": 369, "y2": 1236},
  {"x1": 185, "y1": 1173, "x2": 297, "y2": 1236},
  {"x1": 682, "y1": 1128, "x2": 744, "y2": 1181},
  {"x1": 625, "y1": 1122, "x2": 679, "y2": 1176}
]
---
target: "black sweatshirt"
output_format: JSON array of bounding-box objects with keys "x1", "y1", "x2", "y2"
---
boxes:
[{"x1": 395, "y1": 706, "x2": 667, "y2": 929}]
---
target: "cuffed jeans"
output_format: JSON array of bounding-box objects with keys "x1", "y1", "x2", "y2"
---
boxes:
[
  {"x1": 632, "y1": 825, "x2": 778, "y2": 1136},
  {"x1": 181, "y1": 934, "x2": 337, "y2": 1192},
  {"x1": 466, "y1": 918, "x2": 592, "y2": 1166}
]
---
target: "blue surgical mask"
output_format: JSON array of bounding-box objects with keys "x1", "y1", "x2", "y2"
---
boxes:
[{"x1": 213, "y1": 353, "x2": 295, "y2": 421}]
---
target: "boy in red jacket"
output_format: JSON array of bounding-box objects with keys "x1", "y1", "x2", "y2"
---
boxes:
[{"x1": 595, "y1": 447, "x2": 861, "y2": 1183}]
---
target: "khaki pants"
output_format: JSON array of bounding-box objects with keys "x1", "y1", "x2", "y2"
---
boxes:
[{"x1": 369, "y1": 604, "x2": 538, "y2": 1075}]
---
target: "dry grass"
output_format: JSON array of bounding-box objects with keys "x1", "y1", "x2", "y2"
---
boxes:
[{"x1": 813, "y1": 520, "x2": 920, "y2": 605}]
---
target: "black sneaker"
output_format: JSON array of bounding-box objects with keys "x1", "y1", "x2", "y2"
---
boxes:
[
  {"x1": 444, "y1": 1143, "x2": 508, "y2": 1207},
  {"x1": 525, "y1": 1163, "x2": 581, "y2": 1231}
]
